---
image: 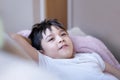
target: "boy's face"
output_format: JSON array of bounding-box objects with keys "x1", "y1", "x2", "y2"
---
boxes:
[{"x1": 41, "y1": 26, "x2": 74, "y2": 59}]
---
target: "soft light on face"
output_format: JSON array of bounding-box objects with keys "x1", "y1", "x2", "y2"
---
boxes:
[{"x1": 41, "y1": 26, "x2": 74, "y2": 59}]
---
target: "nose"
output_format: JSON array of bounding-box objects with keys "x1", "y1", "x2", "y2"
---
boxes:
[{"x1": 57, "y1": 35, "x2": 64, "y2": 43}]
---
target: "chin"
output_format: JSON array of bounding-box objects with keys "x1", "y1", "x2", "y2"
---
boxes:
[{"x1": 64, "y1": 53, "x2": 73, "y2": 59}]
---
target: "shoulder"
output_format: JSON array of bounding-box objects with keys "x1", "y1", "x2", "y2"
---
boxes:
[{"x1": 74, "y1": 52, "x2": 103, "y2": 62}]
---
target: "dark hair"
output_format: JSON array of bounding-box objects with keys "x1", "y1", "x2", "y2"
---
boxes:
[{"x1": 28, "y1": 19, "x2": 66, "y2": 50}]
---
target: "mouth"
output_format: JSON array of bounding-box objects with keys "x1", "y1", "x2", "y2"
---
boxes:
[{"x1": 59, "y1": 44, "x2": 68, "y2": 50}]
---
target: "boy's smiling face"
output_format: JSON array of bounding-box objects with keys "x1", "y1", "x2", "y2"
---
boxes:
[{"x1": 41, "y1": 26, "x2": 74, "y2": 59}]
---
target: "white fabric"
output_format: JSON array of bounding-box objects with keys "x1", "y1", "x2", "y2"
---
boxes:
[
  {"x1": 67, "y1": 27, "x2": 86, "y2": 36},
  {"x1": 39, "y1": 52, "x2": 118, "y2": 80},
  {"x1": 0, "y1": 51, "x2": 59, "y2": 80}
]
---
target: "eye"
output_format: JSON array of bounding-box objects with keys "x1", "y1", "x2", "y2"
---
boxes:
[
  {"x1": 48, "y1": 37, "x2": 54, "y2": 42},
  {"x1": 61, "y1": 32, "x2": 68, "y2": 36}
]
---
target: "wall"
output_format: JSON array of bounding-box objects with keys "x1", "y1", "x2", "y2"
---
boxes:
[
  {"x1": 0, "y1": 0, "x2": 34, "y2": 33},
  {"x1": 70, "y1": 0, "x2": 120, "y2": 62}
]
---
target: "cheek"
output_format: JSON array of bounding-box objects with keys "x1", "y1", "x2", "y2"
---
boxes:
[
  {"x1": 43, "y1": 43, "x2": 58, "y2": 57},
  {"x1": 66, "y1": 37, "x2": 72, "y2": 44},
  {"x1": 67, "y1": 38, "x2": 73, "y2": 49},
  {"x1": 42, "y1": 42, "x2": 57, "y2": 51}
]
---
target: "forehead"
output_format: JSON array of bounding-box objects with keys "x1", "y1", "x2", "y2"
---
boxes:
[
  {"x1": 43, "y1": 26, "x2": 64, "y2": 34},
  {"x1": 41, "y1": 26, "x2": 66, "y2": 39}
]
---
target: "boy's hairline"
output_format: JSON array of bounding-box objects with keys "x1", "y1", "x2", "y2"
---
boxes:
[{"x1": 41, "y1": 25, "x2": 67, "y2": 35}]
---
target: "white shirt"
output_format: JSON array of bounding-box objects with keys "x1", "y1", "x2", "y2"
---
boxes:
[{"x1": 39, "y1": 52, "x2": 118, "y2": 80}]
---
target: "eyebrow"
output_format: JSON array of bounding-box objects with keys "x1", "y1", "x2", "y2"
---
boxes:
[
  {"x1": 57, "y1": 29, "x2": 67, "y2": 34},
  {"x1": 45, "y1": 29, "x2": 66, "y2": 40}
]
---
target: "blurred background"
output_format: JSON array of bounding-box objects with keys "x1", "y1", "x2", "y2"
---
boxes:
[{"x1": 0, "y1": 0, "x2": 120, "y2": 62}]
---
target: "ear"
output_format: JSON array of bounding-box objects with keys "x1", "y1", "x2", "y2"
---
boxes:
[{"x1": 39, "y1": 50, "x2": 44, "y2": 54}]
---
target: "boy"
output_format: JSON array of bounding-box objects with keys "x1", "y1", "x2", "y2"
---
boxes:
[{"x1": 12, "y1": 19, "x2": 120, "y2": 80}]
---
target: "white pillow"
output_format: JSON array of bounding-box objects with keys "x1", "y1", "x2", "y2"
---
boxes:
[
  {"x1": 67, "y1": 27, "x2": 86, "y2": 36},
  {"x1": 17, "y1": 29, "x2": 31, "y2": 38}
]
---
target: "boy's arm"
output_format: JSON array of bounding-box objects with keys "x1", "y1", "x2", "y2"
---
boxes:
[
  {"x1": 11, "y1": 34, "x2": 39, "y2": 63},
  {"x1": 105, "y1": 62, "x2": 120, "y2": 79}
]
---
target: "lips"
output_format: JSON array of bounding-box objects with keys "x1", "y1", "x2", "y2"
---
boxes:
[{"x1": 59, "y1": 44, "x2": 68, "y2": 50}]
